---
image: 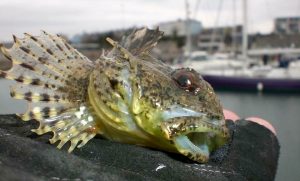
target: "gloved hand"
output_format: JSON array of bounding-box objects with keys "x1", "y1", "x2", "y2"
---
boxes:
[
  {"x1": 196, "y1": 109, "x2": 279, "y2": 181},
  {"x1": 0, "y1": 113, "x2": 279, "y2": 181}
]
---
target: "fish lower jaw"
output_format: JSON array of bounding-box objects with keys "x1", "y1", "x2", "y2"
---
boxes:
[
  {"x1": 172, "y1": 131, "x2": 219, "y2": 163},
  {"x1": 173, "y1": 135, "x2": 210, "y2": 163},
  {"x1": 161, "y1": 120, "x2": 229, "y2": 163}
]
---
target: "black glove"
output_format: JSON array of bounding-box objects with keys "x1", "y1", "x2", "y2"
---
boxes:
[{"x1": 0, "y1": 115, "x2": 279, "y2": 181}]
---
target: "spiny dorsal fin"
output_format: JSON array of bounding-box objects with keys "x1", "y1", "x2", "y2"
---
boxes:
[
  {"x1": 104, "y1": 27, "x2": 164, "y2": 68},
  {"x1": 120, "y1": 27, "x2": 163, "y2": 56}
]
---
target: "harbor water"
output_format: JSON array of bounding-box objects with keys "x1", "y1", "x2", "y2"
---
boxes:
[
  {"x1": 0, "y1": 79, "x2": 299, "y2": 180},
  {"x1": 218, "y1": 91, "x2": 300, "y2": 181}
]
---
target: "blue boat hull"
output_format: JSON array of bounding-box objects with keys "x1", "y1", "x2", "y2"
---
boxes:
[{"x1": 202, "y1": 75, "x2": 300, "y2": 93}]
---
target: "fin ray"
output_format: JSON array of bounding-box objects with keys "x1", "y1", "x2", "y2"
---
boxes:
[
  {"x1": 32, "y1": 106, "x2": 97, "y2": 152},
  {"x1": 18, "y1": 102, "x2": 74, "y2": 121},
  {"x1": 120, "y1": 27, "x2": 163, "y2": 55},
  {"x1": 10, "y1": 84, "x2": 68, "y2": 103},
  {"x1": 0, "y1": 63, "x2": 64, "y2": 89},
  {"x1": 1, "y1": 31, "x2": 98, "y2": 152}
]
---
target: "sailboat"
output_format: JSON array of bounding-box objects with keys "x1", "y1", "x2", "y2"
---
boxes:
[{"x1": 180, "y1": 0, "x2": 300, "y2": 93}]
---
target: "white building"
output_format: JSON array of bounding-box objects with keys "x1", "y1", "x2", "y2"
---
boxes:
[
  {"x1": 198, "y1": 25, "x2": 243, "y2": 53},
  {"x1": 156, "y1": 19, "x2": 202, "y2": 37},
  {"x1": 275, "y1": 17, "x2": 300, "y2": 34}
]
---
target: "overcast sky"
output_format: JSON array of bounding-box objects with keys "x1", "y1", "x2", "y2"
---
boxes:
[{"x1": 0, "y1": 0, "x2": 299, "y2": 42}]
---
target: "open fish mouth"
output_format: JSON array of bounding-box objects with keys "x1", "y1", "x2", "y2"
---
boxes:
[
  {"x1": 161, "y1": 106, "x2": 229, "y2": 162},
  {"x1": 161, "y1": 118, "x2": 229, "y2": 162},
  {"x1": 173, "y1": 133, "x2": 210, "y2": 162}
]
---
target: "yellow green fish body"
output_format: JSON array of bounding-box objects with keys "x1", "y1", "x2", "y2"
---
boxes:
[{"x1": 0, "y1": 28, "x2": 229, "y2": 163}]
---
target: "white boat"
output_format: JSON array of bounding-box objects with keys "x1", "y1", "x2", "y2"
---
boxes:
[{"x1": 173, "y1": 51, "x2": 244, "y2": 71}]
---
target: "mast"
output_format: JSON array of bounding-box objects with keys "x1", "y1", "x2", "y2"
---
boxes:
[
  {"x1": 242, "y1": 0, "x2": 248, "y2": 62},
  {"x1": 209, "y1": 0, "x2": 223, "y2": 54},
  {"x1": 185, "y1": 0, "x2": 192, "y2": 57},
  {"x1": 232, "y1": 0, "x2": 237, "y2": 56}
]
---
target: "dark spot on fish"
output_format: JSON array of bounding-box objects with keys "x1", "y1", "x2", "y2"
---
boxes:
[
  {"x1": 54, "y1": 95, "x2": 60, "y2": 102},
  {"x1": 29, "y1": 111, "x2": 35, "y2": 119},
  {"x1": 43, "y1": 107, "x2": 50, "y2": 114},
  {"x1": 198, "y1": 95, "x2": 205, "y2": 101},
  {"x1": 46, "y1": 49, "x2": 53, "y2": 55},
  {"x1": 64, "y1": 43, "x2": 71, "y2": 50},
  {"x1": 150, "y1": 92, "x2": 158, "y2": 97},
  {"x1": 41, "y1": 93, "x2": 50, "y2": 101},
  {"x1": 186, "y1": 152, "x2": 192, "y2": 158},
  {"x1": 13, "y1": 35, "x2": 17, "y2": 43},
  {"x1": 3, "y1": 54, "x2": 12, "y2": 61},
  {"x1": 10, "y1": 91, "x2": 16, "y2": 97},
  {"x1": 45, "y1": 84, "x2": 49, "y2": 88},
  {"x1": 0, "y1": 72, "x2": 7, "y2": 78},
  {"x1": 20, "y1": 63, "x2": 34, "y2": 71},
  {"x1": 30, "y1": 36, "x2": 38, "y2": 42},
  {"x1": 41, "y1": 107, "x2": 50, "y2": 118},
  {"x1": 54, "y1": 76, "x2": 59, "y2": 80},
  {"x1": 38, "y1": 57, "x2": 47, "y2": 64},
  {"x1": 31, "y1": 79, "x2": 41, "y2": 85},
  {"x1": 24, "y1": 92, "x2": 32, "y2": 101},
  {"x1": 56, "y1": 44, "x2": 63, "y2": 51},
  {"x1": 20, "y1": 47, "x2": 30, "y2": 54},
  {"x1": 44, "y1": 115, "x2": 50, "y2": 119},
  {"x1": 15, "y1": 76, "x2": 24, "y2": 82}
]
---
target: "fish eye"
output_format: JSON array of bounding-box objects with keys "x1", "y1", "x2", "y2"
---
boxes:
[{"x1": 172, "y1": 69, "x2": 199, "y2": 93}]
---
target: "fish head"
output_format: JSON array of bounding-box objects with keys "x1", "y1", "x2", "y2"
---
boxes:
[
  {"x1": 90, "y1": 28, "x2": 229, "y2": 163},
  {"x1": 130, "y1": 60, "x2": 229, "y2": 162}
]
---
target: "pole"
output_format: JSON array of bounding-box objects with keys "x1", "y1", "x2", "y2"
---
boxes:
[
  {"x1": 242, "y1": 0, "x2": 248, "y2": 62},
  {"x1": 232, "y1": 0, "x2": 236, "y2": 56},
  {"x1": 185, "y1": 0, "x2": 192, "y2": 57}
]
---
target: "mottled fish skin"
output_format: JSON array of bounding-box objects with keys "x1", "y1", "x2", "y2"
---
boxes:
[{"x1": 0, "y1": 28, "x2": 229, "y2": 163}]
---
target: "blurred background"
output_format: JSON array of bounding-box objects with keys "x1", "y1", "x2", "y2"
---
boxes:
[{"x1": 0, "y1": 0, "x2": 300, "y2": 180}]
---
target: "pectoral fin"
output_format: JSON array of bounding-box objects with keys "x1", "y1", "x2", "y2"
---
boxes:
[{"x1": 0, "y1": 31, "x2": 99, "y2": 152}]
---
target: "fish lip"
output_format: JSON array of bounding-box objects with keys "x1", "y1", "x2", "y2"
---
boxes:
[
  {"x1": 161, "y1": 116, "x2": 227, "y2": 140},
  {"x1": 161, "y1": 116, "x2": 229, "y2": 162}
]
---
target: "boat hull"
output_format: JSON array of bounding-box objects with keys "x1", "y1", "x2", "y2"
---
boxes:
[{"x1": 202, "y1": 75, "x2": 300, "y2": 93}]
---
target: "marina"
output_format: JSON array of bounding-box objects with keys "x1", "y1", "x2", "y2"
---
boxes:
[{"x1": 173, "y1": 0, "x2": 300, "y2": 93}]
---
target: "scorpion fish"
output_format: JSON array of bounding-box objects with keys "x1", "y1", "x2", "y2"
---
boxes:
[{"x1": 0, "y1": 28, "x2": 229, "y2": 163}]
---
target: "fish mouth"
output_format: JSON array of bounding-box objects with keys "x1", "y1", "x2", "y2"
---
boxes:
[
  {"x1": 161, "y1": 106, "x2": 229, "y2": 163},
  {"x1": 161, "y1": 118, "x2": 229, "y2": 163},
  {"x1": 173, "y1": 133, "x2": 210, "y2": 162}
]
